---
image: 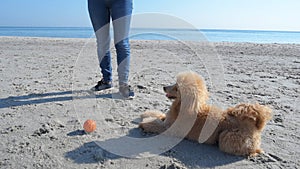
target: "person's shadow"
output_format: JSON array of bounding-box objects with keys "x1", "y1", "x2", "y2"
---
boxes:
[
  {"x1": 0, "y1": 90, "x2": 122, "y2": 109},
  {"x1": 65, "y1": 128, "x2": 244, "y2": 168}
]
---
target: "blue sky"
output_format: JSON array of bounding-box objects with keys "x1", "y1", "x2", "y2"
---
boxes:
[{"x1": 0, "y1": 0, "x2": 299, "y2": 31}]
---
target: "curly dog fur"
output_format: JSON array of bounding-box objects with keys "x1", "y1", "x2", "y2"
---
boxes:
[{"x1": 139, "y1": 71, "x2": 272, "y2": 156}]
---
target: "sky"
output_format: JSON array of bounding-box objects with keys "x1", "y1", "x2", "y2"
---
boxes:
[{"x1": 0, "y1": 0, "x2": 299, "y2": 31}]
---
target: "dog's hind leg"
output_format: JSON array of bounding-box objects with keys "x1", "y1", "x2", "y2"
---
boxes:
[{"x1": 218, "y1": 130, "x2": 262, "y2": 156}]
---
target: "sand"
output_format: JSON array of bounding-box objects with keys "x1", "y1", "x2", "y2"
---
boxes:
[{"x1": 0, "y1": 36, "x2": 299, "y2": 169}]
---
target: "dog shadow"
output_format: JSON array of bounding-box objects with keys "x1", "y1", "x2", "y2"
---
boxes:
[
  {"x1": 65, "y1": 128, "x2": 243, "y2": 168},
  {"x1": 162, "y1": 139, "x2": 243, "y2": 168},
  {"x1": 64, "y1": 141, "x2": 121, "y2": 164}
]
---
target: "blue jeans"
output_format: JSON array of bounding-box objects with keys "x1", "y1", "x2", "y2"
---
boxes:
[{"x1": 88, "y1": 0, "x2": 133, "y2": 85}]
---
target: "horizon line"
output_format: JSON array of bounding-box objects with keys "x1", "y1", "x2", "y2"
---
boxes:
[{"x1": 0, "y1": 26, "x2": 299, "y2": 33}]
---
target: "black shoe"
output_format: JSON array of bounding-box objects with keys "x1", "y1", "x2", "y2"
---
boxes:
[
  {"x1": 119, "y1": 84, "x2": 135, "y2": 99},
  {"x1": 91, "y1": 79, "x2": 112, "y2": 91}
]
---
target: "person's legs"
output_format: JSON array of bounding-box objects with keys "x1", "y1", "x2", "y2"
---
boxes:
[
  {"x1": 88, "y1": 0, "x2": 112, "y2": 83},
  {"x1": 110, "y1": 0, "x2": 133, "y2": 86}
]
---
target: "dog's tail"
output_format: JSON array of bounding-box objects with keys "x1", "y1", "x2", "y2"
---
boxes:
[
  {"x1": 228, "y1": 103, "x2": 272, "y2": 130},
  {"x1": 252, "y1": 103, "x2": 272, "y2": 130}
]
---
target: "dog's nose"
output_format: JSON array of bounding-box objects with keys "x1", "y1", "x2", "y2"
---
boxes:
[{"x1": 163, "y1": 87, "x2": 166, "y2": 92}]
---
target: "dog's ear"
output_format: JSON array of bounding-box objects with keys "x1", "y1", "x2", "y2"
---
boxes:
[
  {"x1": 176, "y1": 71, "x2": 208, "y2": 115},
  {"x1": 179, "y1": 90, "x2": 199, "y2": 115},
  {"x1": 169, "y1": 81, "x2": 200, "y2": 138},
  {"x1": 168, "y1": 72, "x2": 201, "y2": 139}
]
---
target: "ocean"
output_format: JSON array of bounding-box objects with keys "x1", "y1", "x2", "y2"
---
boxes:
[{"x1": 0, "y1": 27, "x2": 300, "y2": 44}]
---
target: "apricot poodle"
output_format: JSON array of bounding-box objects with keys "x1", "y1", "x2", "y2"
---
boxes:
[{"x1": 139, "y1": 71, "x2": 272, "y2": 156}]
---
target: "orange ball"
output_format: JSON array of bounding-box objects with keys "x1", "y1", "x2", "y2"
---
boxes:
[{"x1": 83, "y1": 119, "x2": 96, "y2": 133}]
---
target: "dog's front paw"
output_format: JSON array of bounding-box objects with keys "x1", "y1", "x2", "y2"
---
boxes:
[
  {"x1": 138, "y1": 122, "x2": 152, "y2": 133},
  {"x1": 138, "y1": 117, "x2": 166, "y2": 134},
  {"x1": 138, "y1": 117, "x2": 155, "y2": 131},
  {"x1": 138, "y1": 122, "x2": 145, "y2": 130},
  {"x1": 141, "y1": 110, "x2": 165, "y2": 120}
]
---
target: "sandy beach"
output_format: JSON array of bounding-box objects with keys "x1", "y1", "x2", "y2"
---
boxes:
[{"x1": 0, "y1": 36, "x2": 299, "y2": 169}]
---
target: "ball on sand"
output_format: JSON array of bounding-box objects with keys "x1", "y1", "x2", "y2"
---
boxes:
[{"x1": 83, "y1": 119, "x2": 96, "y2": 133}]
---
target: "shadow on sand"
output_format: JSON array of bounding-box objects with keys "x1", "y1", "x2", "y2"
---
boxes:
[
  {"x1": 0, "y1": 90, "x2": 121, "y2": 109},
  {"x1": 65, "y1": 128, "x2": 243, "y2": 168},
  {"x1": 3, "y1": 91, "x2": 243, "y2": 167}
]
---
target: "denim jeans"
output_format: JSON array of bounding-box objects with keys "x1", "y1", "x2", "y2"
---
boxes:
[{"x1": 88, "y1": 0, "x2": 133, "y2": 85}]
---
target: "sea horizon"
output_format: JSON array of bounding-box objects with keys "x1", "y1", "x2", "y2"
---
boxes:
[
  {"x1": 1, "y1": 26, "x2": 299, "y2": 32},
  {"x1": 1, "y1": 26, "x2": 300, "y2": 44}
]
